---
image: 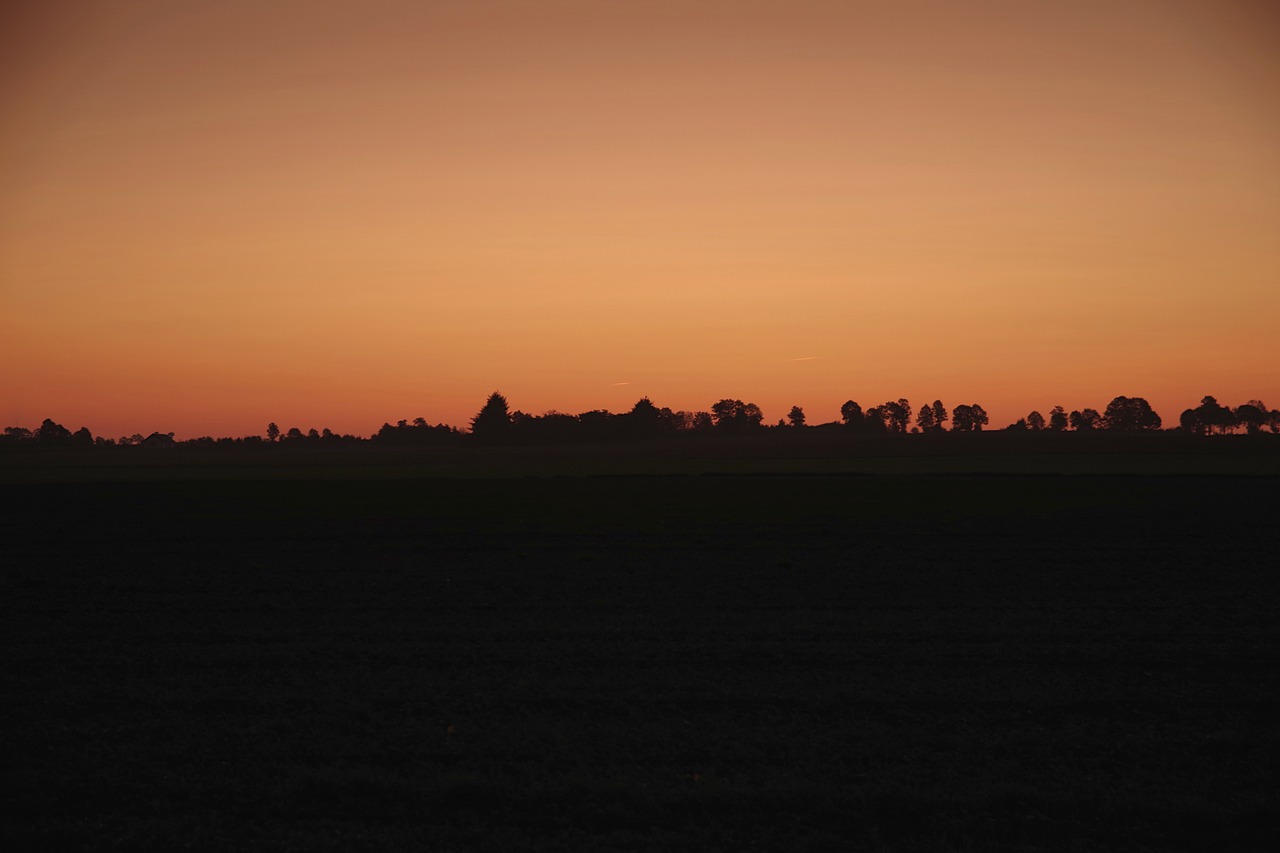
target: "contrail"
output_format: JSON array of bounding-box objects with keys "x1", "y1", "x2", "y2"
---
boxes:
[{"x1": 789, "y1": 356, "x2": 821, "y2": 362}]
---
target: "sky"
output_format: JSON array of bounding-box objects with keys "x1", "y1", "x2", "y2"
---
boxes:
[{"x1": 2, "y1": 0, "x2": 1278, "y2": 438}]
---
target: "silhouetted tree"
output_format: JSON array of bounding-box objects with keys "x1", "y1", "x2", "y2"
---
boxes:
[
  {"x1": 787, "y1": 406, "x2": 806, "y2": 428},
  {"x1": 840, "y1": 400, "x2": 864, "y2": 430},
  {"x1": 691, "y1": 411, "x2": 714, "y2": 431},
  {"x1": 1192, "y1": 396, "x2": 1232, "y2": 435},
  {"x1": 1245, "y1": 400, "x2": 1280, "y2": 435},
  {"x1": 972, "y1": 404, "x2": 988, "y2": 431},
  {"x1": 1102, "y1": 396, "x2": 1161, "y2": 431},
  {"x1": 471, "y1": 391, "x2": 514, "y2": 441},
  {"x1": 930, "y1": 400, "x2": 948, "y2": 432},
  {"x1": 1179, "y1": 408, "x2": 1204, "y2": 434},
  {"x1": 881, "y1": 399, "x2": 912, "y2": 433},
  {"x1": 37, "y1": 418, "x2": 73, "y2": 445},
  {"x1": 72, "y1": 426, "x2": 94, "y2": 447},
  {"x1": 916, "y1": 404, "x2": 936, "y2": 432},
  {"x1": 266, "y1": 422, "x2": 280, "y2": 443},
  {"x1": 951, "y1": 404, "x2": 988, "y2": 432},
  {"x1": 1048, "y1": 405, "x2": 1068, "y2": 431},
  {"x1": 1026, "y1": 410, "x2": 1046, "y2": 431},
  {"x1": 626, "y1": 397, "x2": 663, "y2": 438},
  {"x1": 1006, "y1": 418, "x2": 1029, "y2": 431},
  {"x1": 863, "y1": 405, "x2": 888, "y2": 433},
  {"x1": 1069, "y1": 408, "x2": 1101, "y2": 431},
  {"x1": 710, "y1": 399, "x2": 737, "y2": 427},
  {"x1": 656, "y1": 407, "x2": 687, "y2": 432},
  {"x1": 2, "y1": 426, "x2": 34, "y2": 443},
  {"x1": 711, "y1": 399, "x2": 763, "y2": 432},
  {"x1": 1234, "y1": 402, "x2": 1267, "y2": 435}
]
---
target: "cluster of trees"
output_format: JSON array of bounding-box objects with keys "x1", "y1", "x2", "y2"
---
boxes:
[
  {"x1": 998, "y1": 397, "x2": 1280, "y2": 434},
  {"x1": 5, "y1": 394, "x2": 1278, "y2": 451},
  {"x1": 472, "y1": 394, "x2": 724, "y2": 444},
  {"x1": 837, "y1": 399, "x2": 990, "y2": 433},
  {"x1": 3, "y1": 419, "x2": 96, "y2": 447},
  {"x1": 1004, "y1": 397, "x2": 1166, "y2": 432},
  {"x1": 371, "y1": 419, "x2": 464, "y2": 446},
  {"x1": 463, "y1": 392, "x2": 1224, "y2": 444},
  {"x1": 0, "y1": 419, "x2": 366, "y2": 449},
  {"x1": 1179, "y1": 397, "x2": 1279, "y2": 435}
]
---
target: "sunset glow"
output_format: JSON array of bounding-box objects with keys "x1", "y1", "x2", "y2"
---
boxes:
[{"x1": 3, "y1": 0, "x2": 1278, "y2": 438}]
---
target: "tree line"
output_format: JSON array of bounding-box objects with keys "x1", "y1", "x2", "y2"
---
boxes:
[
  {"x1": 1178, "y1": 396, "x2": 1277, "y2": 435},
  {"x1": 3, "y1": 393, "x2": 1277, "y2": 450}
]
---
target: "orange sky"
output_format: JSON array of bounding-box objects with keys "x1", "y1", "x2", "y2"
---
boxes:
[{"x1": 3, "y1": 0, "x2": 1278, "y2": 438}]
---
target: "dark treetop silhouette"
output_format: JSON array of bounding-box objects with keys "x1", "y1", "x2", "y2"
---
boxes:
[{"x1": 3, "y1": 393, "x2": 1279, "y2": 450}]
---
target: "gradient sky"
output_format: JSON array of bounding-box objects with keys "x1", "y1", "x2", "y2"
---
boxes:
[{"x1": 3, "y1": 0, "x2": 1278, "y2": 438}]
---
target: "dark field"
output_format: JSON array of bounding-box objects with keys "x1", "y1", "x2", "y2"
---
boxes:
[{"x1": 3, "y1": 466, "x2": 1278, "y2": 850}]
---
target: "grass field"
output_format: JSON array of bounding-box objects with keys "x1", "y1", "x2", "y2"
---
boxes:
[{"x1": 3, "y1": 459, "x2": 1278, "y2": 850}]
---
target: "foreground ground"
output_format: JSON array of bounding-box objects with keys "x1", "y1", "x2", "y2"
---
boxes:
[{"x1": 3, "y1": 468, "x2": 1277, "y2": 850}]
